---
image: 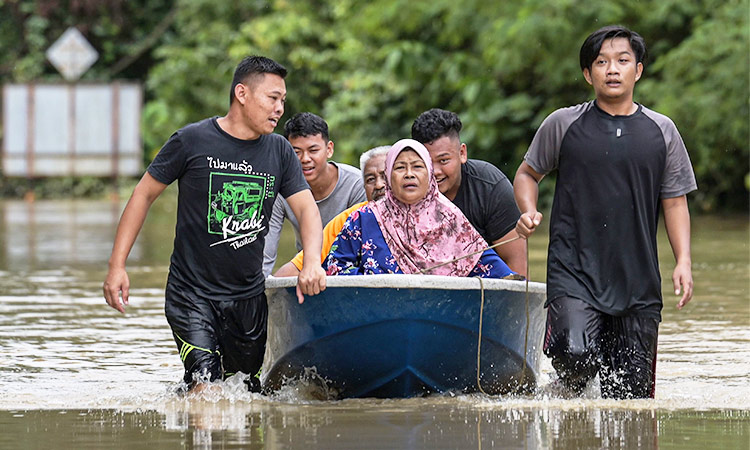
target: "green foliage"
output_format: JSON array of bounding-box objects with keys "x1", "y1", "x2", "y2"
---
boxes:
[
  {"x1": 0, "y1": 176, "x2": 136, "y2": 199},
  {"x1": 0, "y1": 0, "x2": 175, "y2": 198},
  {"x1": 142, "y1": 0, "x2": 270, "y2": 150},
  {"x1": 639, "y1": 0, "x2": 749, "y2": 211},
  {"x1": 1, "y1": 0, "x2": 747, "y2": 210},
  {"x1": 0, "y1": 0, "x2": 174, "y2": 82}
]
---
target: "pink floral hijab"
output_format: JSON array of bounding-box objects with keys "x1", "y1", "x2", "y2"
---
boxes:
[{"x1": 370, "y1": 139, "x2": 486, "y2": 276}]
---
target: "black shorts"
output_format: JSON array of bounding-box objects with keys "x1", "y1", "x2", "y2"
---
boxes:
[
  {"x1": 164, "y1": 282, "x2": 268, "y2": 390},
  {"x1": 543, "y1": 296, "x2": 659, "y2": 399}
]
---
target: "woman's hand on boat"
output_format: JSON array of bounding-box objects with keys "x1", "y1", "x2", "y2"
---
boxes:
[
  {"x1": 103, "y1": 267, "x2": 129, "y2": 314},
  {"x1": 296, "y1": 265, "x2": 327, "y2": 304}
]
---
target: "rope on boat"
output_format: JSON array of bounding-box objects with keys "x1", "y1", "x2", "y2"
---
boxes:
[
  {"x1": 522, "y1": 240, "x2": 530, "y2": 385},
  {"x1": 389, "y1": 230, "x2": 530, "y2": 395},
  {"x1": 418, "y1": 236, "x2": 521, "y2": 275},
  {"x1": 475, "y1": 237, "x2": 531, "y2": 395},
  {"x1": 476, "y1": 276, "x2": 488, "y2": 395}
]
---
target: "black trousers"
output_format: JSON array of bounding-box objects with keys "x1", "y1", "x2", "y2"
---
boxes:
[
  {"x1": 164, "y1": 282, "x2": 267, "y2": 391},
  {"x1": 543, "y1": 296, "x2": 659, "y2": 399}
]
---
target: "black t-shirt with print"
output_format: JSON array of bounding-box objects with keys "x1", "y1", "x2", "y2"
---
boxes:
[
  {"x1": 451, "y1": 159, "x2": 520, "y2": 244},
  {"x1": 148, "y1": 117, "x2": 309, "y2": 300}
]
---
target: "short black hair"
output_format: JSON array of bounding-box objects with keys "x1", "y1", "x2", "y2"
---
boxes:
[
  {"x1": 579, "y1": 25, "x2": 647, "y2": 71},
  {"x1": 411, "y1": 108, "x2": 462, "y2": 144},
  {"x1": 229, "y1": 56, "x2": 287, "y2": 105},
  {"x1": 283, "y1": 112, "x2": 329, "y2": 141}
]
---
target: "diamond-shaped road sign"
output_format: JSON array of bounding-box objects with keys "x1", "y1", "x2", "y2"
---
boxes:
[{"x1": 46, "y1": 27, "x2": 98, "y2": 81}]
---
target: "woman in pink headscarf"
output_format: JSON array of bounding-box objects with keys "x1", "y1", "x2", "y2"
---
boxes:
[{"x1": 324, "y1": 139, "x2": 517, "y2": 278}]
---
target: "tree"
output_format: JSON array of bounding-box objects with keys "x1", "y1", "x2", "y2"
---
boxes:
[
  {"x1": 639, "y1": 0, "x2": 750, "y2": 211},
  {"x1": 35, "y1": 0, "x2": 743, "y2": 211},
  {"x1": 0, "y1": 0, "x2": 175, "y2": 82}
]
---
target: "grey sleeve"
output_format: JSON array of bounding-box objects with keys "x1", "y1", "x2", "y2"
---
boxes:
[
  {"x1": 643, "y1": 109, "x2": 698, "y2": 198},
  {"x1": 348, "y1": 176, "x2": 367, "y2": 206},
  {"x1": 318, "y1": 164, "x2": 366, "y2": 225},
  {"x1": 524, "y1": 103, "x2": 590, "y2": 174},
  {"x1": 262, "y1": 198, "x2": 287, "y2": 277},
  {"x1": 335, "y1": 163, "x2": 366, "y2": 207}
]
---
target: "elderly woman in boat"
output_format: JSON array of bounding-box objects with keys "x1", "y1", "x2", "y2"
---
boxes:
[{"x1": 324, "y1": 139, "x2": 519, "y2": 278}]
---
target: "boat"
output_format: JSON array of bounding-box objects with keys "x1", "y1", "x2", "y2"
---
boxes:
[{"x1": 261, "y1": 274, "x2": 546, "y2": 399}]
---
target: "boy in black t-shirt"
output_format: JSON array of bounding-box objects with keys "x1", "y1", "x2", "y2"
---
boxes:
[
  {"x1": 103, "y1": 56, "x2": 326, "y2": 393},
  {"x1": 514, "y1": 26, "x2": 696, "y2": 399},
  {"x1": 411, "y1": 109, "x2": 526, "y2": 277}
]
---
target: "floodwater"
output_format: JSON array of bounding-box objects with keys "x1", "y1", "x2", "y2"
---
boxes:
[{"x1": 0, "y1": 195, "x2": 748, "y2": 449}]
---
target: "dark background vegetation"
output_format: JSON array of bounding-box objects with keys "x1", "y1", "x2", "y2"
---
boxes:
[{"x1": 1, "y1": 0, "x2": 748, "y2": 211}]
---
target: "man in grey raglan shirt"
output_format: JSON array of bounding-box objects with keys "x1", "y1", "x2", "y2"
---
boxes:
[
  {"x1": 262, "y1": 112, "x2": 366, "y2": 276},
  {"x1": 514, "y1": 25, "x2": 696, "y2": 399}
]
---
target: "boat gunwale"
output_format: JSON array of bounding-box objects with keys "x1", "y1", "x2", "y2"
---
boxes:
[{"x1": 265, "y1": 274, "x2": 545, "y2": 294}]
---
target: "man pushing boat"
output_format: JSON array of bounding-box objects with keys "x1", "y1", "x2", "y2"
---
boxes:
[{"x1": 103, "y1": 56, "x2": 326, "y2": 393}]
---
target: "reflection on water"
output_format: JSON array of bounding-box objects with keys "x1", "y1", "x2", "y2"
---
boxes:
[
  {"x1": 0, "y1": 200, "x2": 124, "y2": 268},
  {"x1": 0, "y1": 199, "x2": 748, "y2": 449},
  {"x1": 1, "y1": 404, "x2": 748, "y2": 449}
]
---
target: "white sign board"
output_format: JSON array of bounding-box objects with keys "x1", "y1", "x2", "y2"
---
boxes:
[
  {"x1": 2, "y1": 83, "x2": 143, "y2": 177},
  {"x1": 46, "y1": 27, "x2": 98, "y2": 81}
]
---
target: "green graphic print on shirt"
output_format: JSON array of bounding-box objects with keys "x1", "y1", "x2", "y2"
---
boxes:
[{"x1": 207, "y1": 171, "x2": 275, "y2": 250}]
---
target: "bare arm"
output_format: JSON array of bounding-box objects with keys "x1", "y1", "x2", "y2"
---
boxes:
[
  {"x1": 103, "y1": 172, "x2": 168, "y2": 313},
  {"x1": 513, "y1": 161, "x2": 545, "y2": 239},
  {"x1": 662, "y1": 195, "x2": 693, "y2": 309},
  {"x1": 274, "y1": 261, "x2": 301, "y2": 277},
  {"x1": 492, "y1": 229, "x2": 527, "y2": 278},
  {"x1": 273, "y1": 203, "x2": 363, "y2": 278},
  {"x1": 285, "y1": 189, "x2": 326, "y2": 303}
]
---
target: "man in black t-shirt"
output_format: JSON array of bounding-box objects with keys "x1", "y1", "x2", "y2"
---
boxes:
[
  {"x1": 411, "y1": 109, "x2": 526, "y2": 276},
  {"x1": 103, "y1": 56, "x2": 326, "y2": 394},
  {"x1": 514, "y1": 26, "x2": 696, "y2": 399}
]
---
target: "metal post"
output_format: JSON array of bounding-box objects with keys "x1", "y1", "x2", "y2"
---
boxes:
[
  {"x1": 111, "y1": 82, "x2": 120, "y2": 197},
  {"x1": 24, "y1": 84, "x2": 36, "y2": 202},
  {"x1": 68, "y1": 83, "x2": 76, "y2": 176}
]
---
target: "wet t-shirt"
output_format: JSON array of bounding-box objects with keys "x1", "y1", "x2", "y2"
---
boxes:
[
  {"x1": 452, "y1": 159, "x2": 520, "y2": 244},
  {"x1": 148, "y1": 117, "x2": 309, "y2": 299},
  {"x1": 524, "y1": 101, "x2": 697, "y2": 319}
]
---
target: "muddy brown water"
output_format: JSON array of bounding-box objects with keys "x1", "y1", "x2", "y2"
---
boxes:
[{"x1": 0, "y1": 197, "x2": 747, "y2": 449}]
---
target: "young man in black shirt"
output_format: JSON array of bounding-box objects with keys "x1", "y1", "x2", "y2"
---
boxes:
[
  {"x1": 103, "y1": 56, "x2": 326, "y2": 393},
  {"x1": 514, "y1": 26, "x2": 696, "y2": 398},
  {"x1": 411, "y1": 109, "x2": 526, "y2": 276}
]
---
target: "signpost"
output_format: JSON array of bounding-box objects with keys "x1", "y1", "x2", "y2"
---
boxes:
[
  {"x1": 2, "y1": 27, "x2": 142, "y2": 187},
  {"x1": 45, "y1": 27, "x2": 99, "y2": 81}
]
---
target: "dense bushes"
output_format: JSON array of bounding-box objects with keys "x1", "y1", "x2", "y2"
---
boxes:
[{"x1": 2, "y1": 0, "x2": 747, "y2": 210}]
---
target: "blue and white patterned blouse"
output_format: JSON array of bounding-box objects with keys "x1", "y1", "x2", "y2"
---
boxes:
[{"x1": 324, "y1": 205, "x2": 516, "y2": 278}]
